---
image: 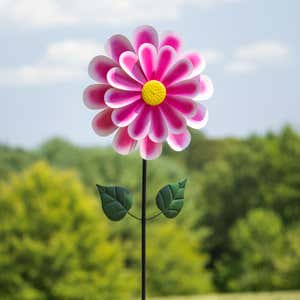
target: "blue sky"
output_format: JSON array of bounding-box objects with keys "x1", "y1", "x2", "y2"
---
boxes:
[{"x1": 0, "y1": 0, "x2": 299, "y2": 148}]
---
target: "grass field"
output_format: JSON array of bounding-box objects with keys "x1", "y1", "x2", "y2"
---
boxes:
[{"x1": 150, "y1": 291, "x2": 300, "y2": 300}]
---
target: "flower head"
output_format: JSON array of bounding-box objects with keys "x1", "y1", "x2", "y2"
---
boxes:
[{"x1": 83, "y1": 25, "x2": 213, "y2": 160}]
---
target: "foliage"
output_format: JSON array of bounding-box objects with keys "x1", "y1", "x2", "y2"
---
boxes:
[
  {"x1": 223, "y1": 209, "x2": 284, "y2": 291},
  {"x1": 276, "y1": 224, "x2": 300, "y2": 289},
  {"x1": 156, "y1": 179, "x2": 186, "y2": 218},
  {"x1": 1, "y1": 125, "x2": 300, "y2": 296},
  {"x1": 0, "y1": 144, "x2": 36, "y2": 178},
  {"x1": 96, "y1": 185, "x2": 133, "y2": 221},
  {"x1": 147, "y1": 223, "x2": 213, "y2": 296},
  {"x1": 190, "y1": 126, "x2": 300, "y2": 291},
  {"x1": 0, "y1": 162, "x2": 134, "y2": 300}
]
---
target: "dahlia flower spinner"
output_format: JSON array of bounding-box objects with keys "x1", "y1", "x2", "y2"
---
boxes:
[{"x1": 83, "y1": 25, "x2": 213, "y2": 160}]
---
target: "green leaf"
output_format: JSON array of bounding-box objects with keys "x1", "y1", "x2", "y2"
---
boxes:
[
  {"x1": 156, "y1": 179, "x2": 187, "y2": 218},
  {"x1": 96, "y1": 185, "x2": 133, "y2": 221}
]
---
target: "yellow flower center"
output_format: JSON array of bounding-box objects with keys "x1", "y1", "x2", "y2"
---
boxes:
[{"x1": 141, "y1": 80, "x2": 166, "y2": 106}]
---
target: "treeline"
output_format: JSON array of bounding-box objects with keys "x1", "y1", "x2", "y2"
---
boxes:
[{"x1": 0, "y1": 125, "x2": 299, "y2": 299}]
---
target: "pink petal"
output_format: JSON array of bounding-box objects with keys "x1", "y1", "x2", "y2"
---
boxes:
[
  {"x1": 83, "y1": 84, "x2": 109, "y2": 109},
  {"x1": 111, "y1": 101, "x2": 143, "y2": 127},
  {"x1": 162, "y1": 58, "x2": 193, "y2": 87},
  {"x1": 105, "y1": 34, "x2": 134, "y2": 63},
  {"x1": 167, "y1": 76, "x2": 201, "y2": 97},
  {"x1": 140, "y1": 136, "x2": 162, "y2": 160},
  {"x1": 187, "y1": 104, "x2": 208, "y2": 129},
  {"x1": 149, "y1": 106, "x2": 168, "y2": 143},
  {"x1": 159, "y1": 32, "x2": 182, "y2": 53},
  {"x1": 184, "y1": 52, "x2": 206, "y2": 75},
  {"x1": 155, "y1": 45, "x2": 176, "y2": 81},
  {"x1": 88, "y1": 55, "x2": 117, "y2": 83},
  {"x1": 107, "y1": 67, "x2": 142, "y2": 91},
  {"x1": 165, "y1": 95, "x2": 197, "y2": 118},
  {"x1": 92, "y1": 108, "x2": 117, "y2": 136},
  {"x1": 138, "y1": 43, "x2": 157, "y2": 80},
  {"x1": 133, "y1": 25, "x2": 159, "y2": 51},
  {"x1": 159, "y1": 103, "x2": 186, "y2": 134},
  {"x1": 113, "y1": 127, "x2": 137, "y2": 155},
  {"x1": 128, "y1": 104, "x2": 151, "y2": 140},
  {"x1": 119, "y1": 51, "x2": 147, "y2": 84},
  {"x1": 197, "y1": 75, "x2": 214, "y2": 101},
  {"x1": 167, "y1": 129, "x2": 191, "y2": 151},
  {"x1": 104, "y1": 88, "x2": 141, "y2": 108}
]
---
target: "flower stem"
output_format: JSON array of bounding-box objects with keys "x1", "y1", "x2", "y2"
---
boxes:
[{"x1": 141, "y1": 159, "x2": 147, "y2": 300}]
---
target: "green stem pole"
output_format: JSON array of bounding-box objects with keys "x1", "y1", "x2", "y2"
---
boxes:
[{"x1": 141, "y1": 159, "x2": 147, "y2": 300}]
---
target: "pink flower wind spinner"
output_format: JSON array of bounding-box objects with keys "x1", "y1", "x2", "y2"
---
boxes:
[
  {"x1": 83, "y1": 25, "x2": 214, "y2": 300},
  {"x1": 83, "y1": 25, "x2": 213, "y2": 160}
]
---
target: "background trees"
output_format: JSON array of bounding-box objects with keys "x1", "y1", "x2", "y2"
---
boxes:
[
  {"x1": 0, "y1": 125, "x2": 300, "y2": 298},
  {"x1": 0, "y1": 162, "x2": 133, "y2": 299}
]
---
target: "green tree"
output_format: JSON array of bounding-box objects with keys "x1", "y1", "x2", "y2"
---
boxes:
[
  {"x1": 276, "y1": 224, "x2": 300, "y2": 289},
  {"x1": 194, "y1": 126, "x2": 300, "y2": 291},
  {"x1": 0, "y1": 144, "x2": 36, "y2": 179},
  {"x1": 147, "y1": 223, "x2": 213, "y2": 296},
  {"x1": 0, "y1": 162, "x2": 134, "y2": 300},
  {"x1": 222, "y1": 209, "x2": 284, "y2": 291},
  {"x1": 1, "y1": 125, "x2": 300, "y2": 294}
]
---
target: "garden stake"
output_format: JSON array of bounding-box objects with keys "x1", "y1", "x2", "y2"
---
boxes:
[{"x1": 83, "y1": 25, "x2": 214, "y2": 299}]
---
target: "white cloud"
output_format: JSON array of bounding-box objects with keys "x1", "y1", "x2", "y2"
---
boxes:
[
  {"x1": 226, "y1": 40, "x2": 290, "y2": 74},
  {"x1": 0, "y1": 41, "x2": 222, "y2": 86},
  {"x1": 0, "y1": 40, "x2": 103, "y2": 86},
  {"x1": 200, "y1": 49, "x2": 224, "y2": 64},
  {"x1": 188, "y1": 0, "x2": 240, "y2": 8},
  {"x1": 236, "y1": 41, "x2": 289, "y2": 63},
  {"x1": 0, "y1": 0, "x2": 240, "y2": 28},
  {"x1": 225, "y1": 61, "x2": 257, "y2": 73}
]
